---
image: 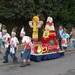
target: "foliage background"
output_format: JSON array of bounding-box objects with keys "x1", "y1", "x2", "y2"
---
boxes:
[{"x1": 0, "y1": 0, "x2": 75, "y2": 40}]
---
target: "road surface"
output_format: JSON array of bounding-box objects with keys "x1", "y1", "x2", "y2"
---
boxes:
[{"x1": 0, "y1": 49, "x2": 75, "y2": 75}]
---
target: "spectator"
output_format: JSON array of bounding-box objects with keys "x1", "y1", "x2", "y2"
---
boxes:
[
  {"x1": 61, "y1": 28, "x2": 69, "y2": 51},
  {"x1": 70, "y1": 27, "x2": 75, "y2": 51},
  {"x1": 57, "y1": 25, "x2": 63, "y2": 50}
]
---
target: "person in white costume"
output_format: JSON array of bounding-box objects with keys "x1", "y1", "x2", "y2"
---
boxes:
[
  {"x1": 2, "y1": 25, "x2": 11, "y2": 63},
  {"x1": 2, "y1": 25, "x2": 10, "y2": 48},
  {"x1": 20, "y1": 27, "x2": 32, "y2": 67},
  {"x1": 10, "y1": 27, "x2": 19, "y2": 62}
]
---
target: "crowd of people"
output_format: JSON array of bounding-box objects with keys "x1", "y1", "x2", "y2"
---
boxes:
[
  {"x1": 57, "y1": 25, "x2": 75, "y2": 52},
  {"x1": 0, "y1": 23, "x2": 75, "y2": 67},
  {"x1": 0, "y1": 24, "x2": 32, "y2": 67}
]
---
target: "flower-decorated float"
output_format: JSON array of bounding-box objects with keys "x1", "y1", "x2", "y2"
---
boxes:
[{"x1": 29, "y1": 16, "x2": 64, "y2": 62}]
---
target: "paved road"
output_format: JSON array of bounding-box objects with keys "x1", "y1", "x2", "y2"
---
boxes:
[{"x1": 0, "y1": 50, "x2": 75, "y2": 75}]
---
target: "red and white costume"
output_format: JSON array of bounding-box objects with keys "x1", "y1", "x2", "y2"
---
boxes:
[
  {"x1": 2, "y1": 33, "x2": 10, "y2": 48},
  {"x1": 21, "y1": 27, "x2": 33, "y2": 50},
  {"x1": 10, "y1": 37, "x2": 19, "y2": 54},
  {"x1": 22, "y1": 36, "x2": 32, "y2": 50}
]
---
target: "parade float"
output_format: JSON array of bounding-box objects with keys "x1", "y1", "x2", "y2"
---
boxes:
[{"x1": 29, "y1": 16, "x2": 64, "y2": 62}]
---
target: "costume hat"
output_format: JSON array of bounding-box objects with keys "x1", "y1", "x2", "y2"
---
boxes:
[
  {"x1": 20, "y1": 27, "x2": 26, "y2": 34},
  {"x1": 11, "y1": 27, "x2": 17, "y2": 35}
]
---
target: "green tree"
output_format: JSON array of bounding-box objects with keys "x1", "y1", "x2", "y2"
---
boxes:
[
  {"x1": 0, "y1": 0, "x2": 35, "y2": 20},
  {"x1": 0, "y1": 0, "x2": 75, "y2": 34}
]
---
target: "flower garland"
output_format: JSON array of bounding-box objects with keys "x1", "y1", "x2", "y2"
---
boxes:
[{"x1": 46, "y1": 21, "x2": 54, "y2": 26}]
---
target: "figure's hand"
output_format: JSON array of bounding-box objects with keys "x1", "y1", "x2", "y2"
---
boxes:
[
  {"x1": 11, "y1": 45, "x2": 15, "y2": 48},
  {"x1": 70, "y1": 32, "x2": 73, "y2": 35},
  {"x1": 19, "y1": 44, "x2": 23, "y2": 46},
  {"x1": 68, "y1": 40, "x2": 69, "y2": 44},
  {"x1": 67, "y1": 38, "x2": 70, "y2": 44},
  {"x1": 5, "y1": 42, "x2": 8, "y2": 44}
]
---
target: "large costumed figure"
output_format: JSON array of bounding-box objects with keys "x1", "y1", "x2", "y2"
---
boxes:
[{"x1": 29, "y1": 14, "x2": 43, "y2": 44}]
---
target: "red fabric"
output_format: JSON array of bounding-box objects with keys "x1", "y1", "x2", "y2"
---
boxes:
[
  {"x1": 34, "y1": 46, "x2": 38, "y2": 53},
  {"x1": 8, "y1": 38, "x2": 11, "y2": 43},
  {"x1": 26, "y1": 45, "x2": 31, "y2": 50},
  {"x1": 24, "y1": 41, "x2": 31, "y2": 50},
  {"x1": 46, "y1": 22, "x2": 54, "y2": 26},
  {"x1": 62, "y1": 39, "x2": 66, "y2": 44}
]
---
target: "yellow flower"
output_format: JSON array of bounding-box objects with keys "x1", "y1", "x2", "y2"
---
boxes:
[
  {"x1": 33, "y1": 16, "x2": 39, "y2": 22},
  {"x1": 43, "y1": 29, "x2": 50, "y2": 38}
]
